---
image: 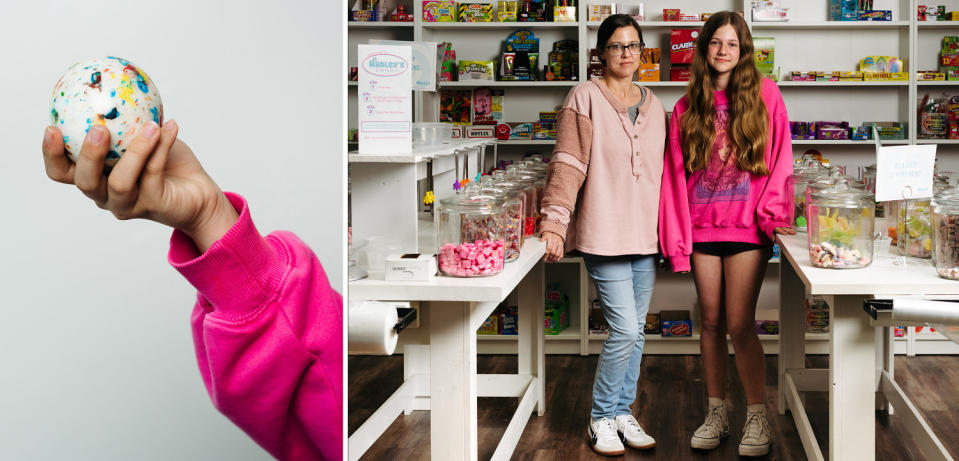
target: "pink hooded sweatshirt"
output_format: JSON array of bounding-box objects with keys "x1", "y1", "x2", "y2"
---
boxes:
[
  {"x1": 659, "y1": 78, "x2": 794, "y2": 272},
  {"x1": 168, "y1": 192, "x2": 342, "y2": 461}
]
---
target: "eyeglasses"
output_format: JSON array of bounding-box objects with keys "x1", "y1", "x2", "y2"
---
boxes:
[{"x1": 605, "y1": 42, "x2": 644, "y2": 55}]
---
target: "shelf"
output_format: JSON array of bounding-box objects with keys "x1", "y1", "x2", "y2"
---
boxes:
[
  {"x1": 637, "y1": 81, "x2": 691, "y2": 87},
  {"x1": 422, "y1": 21, "x2": 579, "y2": 29},
  {"x1": 917, "y1": 81, "x2": 959, "y2": 86},
  {"x1": 498, "y1": 139, "x2": 556, "y2": 145},
  {"x1": 348, "y1": 138, "x2": 494, "y2": 163},
  {"x1": 790, "y1": 139, "x2": 909, "y2": 145},
  {"x1": 751, "y1": 21, "x2": 908, "y2": 30},
  {"x1": 918, "y1": 139, "x2": 959, "y2": 144},
  {"x1": 439, "y1": 81, "x2": 577, "y2": 87},
  {"x1": 477, "y1": 328, "x2": 580, "y2": 340},
  {"x1": 777, "y1": 81, "x2": 908, "y2": 87},
  {"x1": 917, "y1": 21, "x2": 959, "y2": 29},
  {"x1": 347, "y1": 21, "x2": 415, "y2": 29},
  {"x1": 587, "y1": 21, "x2": 703, "y2": 29}
]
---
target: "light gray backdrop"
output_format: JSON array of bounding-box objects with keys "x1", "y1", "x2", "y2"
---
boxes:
[{"x1": 0, "y1": 1, "x2": 344, "y2": 459}]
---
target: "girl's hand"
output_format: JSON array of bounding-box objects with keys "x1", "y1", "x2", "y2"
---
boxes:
[
  {"x1": 42, "y1": 121, "x2": 238, "y2": 252},
  {"x1": 774, "y1": 226, "x2": 797, "y2": 235},
  {"x1": 541, "y1": 231, "x2": 565, "y2": 263}
]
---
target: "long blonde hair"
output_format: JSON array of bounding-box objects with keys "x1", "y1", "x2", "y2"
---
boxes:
[{"x1": 680, "y1": 11, "x2": 769, "y2": 175}]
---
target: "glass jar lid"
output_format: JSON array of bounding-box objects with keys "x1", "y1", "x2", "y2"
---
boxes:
[
  {"x1": 439, "y1": 183, "x2": 504, "y2": 211},
  {"x1": 810, "y1": 177, "x2": 875, "y2": 207}
]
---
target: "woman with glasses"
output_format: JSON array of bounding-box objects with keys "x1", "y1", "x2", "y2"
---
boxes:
[
  {"x1": 658, "y1": 11, "x2": 794, "y2": 457},
  {"x1": 539, "y1": 13, "x2": 666, "y2": 456}
]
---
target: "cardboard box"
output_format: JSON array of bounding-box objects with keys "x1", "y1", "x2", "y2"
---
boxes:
[
  {"x1": 644, "y1": 313, "x2": 660, "y2": 335},
  {"x1": 670, "y1": 66, "x2": 692, "y2": 81},
  {"x1": 545, "y1": 298, "x2": 570, "y2": 335},
  {"x1": 507, "y1": 122, "x2": 533, "y2": 140},
  {"x1": 478, "y1": 313, "x2": 499, "y2": 334},
  {"x1": 458, "y1": 2, "x2": 493, "y2": 22},
  {"x1": 671, "y1": 29, "x2": 699, "y2": 64},
  {"x1": 423, "y1": 1, "x2": 457, "y2": 22},
  {"x1": 384, "y1": 253, "x2": 437, "y2": 281},
  {"x1": 588, "y1": 299, "x2": 608, "y2": 335},
  {"x1": 660, "y1": 310, "x2": 692, "y2": 336},
  {"x1": 663, "y1": 8, "x2": 680, "y2": 21},
  {"x1": 466, "y1": 125, "x2": 496, "y2": 138},
  {"x1": 499, "y1": 305, "x2": 518, "y2": 335}
]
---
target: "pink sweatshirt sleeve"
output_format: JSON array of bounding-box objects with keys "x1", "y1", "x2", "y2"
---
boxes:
[
  {"x1": 168, "y1": 192, "x2": 342, "y2": 461},
  {"x1": 755, "y1": 91, "x2": 795, "y2": 239},
  {"x1": 658, "y1": 103, "x2": 693, "y2": 272}
]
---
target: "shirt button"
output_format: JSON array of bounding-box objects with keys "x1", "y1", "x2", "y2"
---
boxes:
[
  {"x1": 633, "y1": 135, "x2": 638, "y2": 139},
  {"x1": 635, "y1": 152, "x2": 640, "y2": 156}
]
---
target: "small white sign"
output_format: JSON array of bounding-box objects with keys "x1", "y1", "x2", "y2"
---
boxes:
[
  {"x1": 358, "y1": 44, "x2": 412, "y2": 154},
  {"x1": 369, "y1": 40, "x2": 438, "y2": 91},
  {"x1": 875, "y1": 143, "x2": 937, "y2": 201}
]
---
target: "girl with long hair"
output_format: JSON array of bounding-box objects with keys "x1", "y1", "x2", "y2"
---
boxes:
[
  {"x1": 658, "y1": 11, "x2": 795, "y2": 457},
  {"x1": 540, "y1": 13, "x2": 667, "y2": 456}
]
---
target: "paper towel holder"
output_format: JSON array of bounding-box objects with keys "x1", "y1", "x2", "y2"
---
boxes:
[{"x1": 395, "y1": 307, "x2": 418, "y2": 333}]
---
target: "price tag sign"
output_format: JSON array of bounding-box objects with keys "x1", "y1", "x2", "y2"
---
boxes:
[
  {"x1": 358, "y1": 44, "x2": 412, "y2": 154},
  {"x1": 875, "y1": 143, "x2": 936, "y2": 202}
]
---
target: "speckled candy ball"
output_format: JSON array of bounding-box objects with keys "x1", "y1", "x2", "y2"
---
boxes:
[{"x1": 50, "y1": 56, "x2": 163, "y2": 166}]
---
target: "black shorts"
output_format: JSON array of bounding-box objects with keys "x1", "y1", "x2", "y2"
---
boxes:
[{"x1": 692, "y1": 241, "x2": 769, "y2": 257}]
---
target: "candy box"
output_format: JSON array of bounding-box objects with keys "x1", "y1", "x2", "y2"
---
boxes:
[
  {"x1": 539, "y1": 111, "x2": 558, "y2": 122},
  {"x1": 423, "y1": 1, "x2": 456, "y2": 22},
  {"x1": 859, "y1": 56, "x2": 903, "y2": 73},
  {"x1": 863, "y1": 121, "x2": 905, "y2": 140},
  {"x1": 554, "y1": 5, "x2": 577, "y2": 22},
  {"x1": 507, "y1": 122, "x2": 533, "y2": 140},
  {"x1": 815, "y1": 71, "x2": 840, "y2": 81},
  {"x1": 918, "y1": 70, "x2": 946, "y2": 80},
  {"x1": 532, "y1": 122, "x2": 556, "y2": 139},
  {"x1": 671, "y1": 29, "x2": 699, "y2": 64},
  {"x1": 660, "y1": 310, "x2": 692, "y2": 337},
  {"x1": 938, "y1": 5, "x2": 947, "y2": 20},
  {"x1": 893, "y1": 326, "x2": 906, "y2": 337},
  {"x1": 680, "y1": 14, "x2": 699, "y2": 21},
  {"x1": 499, "y1": 305, "x2": 518, "y2": 335},
  {"x1": 670, "y1": 66, "x2": 691, "y2": 81},
  {"x1": 466, "y1": 125, "x2": 496, "y2": 138},
  {"x1": 815, "y1": 121, "x2": 850, "y2": 140},
  {"x1": 850, "y1": 125, "x2": 870, "y2": 140},
  {"x1": 458, "y1": 3, "x2": 493, "y2": 22},
  {"x1": 918, "y1": 4, "x2": 928, "y2": 21},
  {"x1": 498, "y1": 1, "x2": 518, "y2": 21},
  {"x1": 806, "y1": 297, "x2": 829, "y2": 333},
  {"x1": 790, "y1": 121, "x2": 815, "y2": 140},
  {"x1": 791, "y1": 71, "x2": 814, "y2": 81},
  {"x1": 590, "y1": 4, "x2": 615, "y2": 21},
  {"x1": 458, "y1": 60, "x2": 495, "y2": 80},
  {"x1": 439, "y1": 90, "x2": 472, "y2": 124},
  {"x1": 858, "y1": 10, "x2": 891, "y2": 20},
  {"x1": 472, "y1": 88, "x2": 504, "y2": 125},
  {"x1": 755, "y1": 320, "x2": 780, "y2": 335},
  {"x1": 663, "y1": 8, "x2": 680, "y2": 21},
  {"x1": 644, "y1": 313, "x2": 660, "y2": 335},
  {"x1": 753, "y1": 37, "x2": 775, "y2": 76},
  {"x1": 863, "y1": 72, "x2": 908, "y2": 81},
  {"x1": 351, "y1": 9, "x2": 378, "y2": 21},
  {"x1": 588, "y1": 300, "x2": 609, "y2": 335},
  {"x1": 839, "y1": 71, "x2": 863, "y2": 81},
  {"x1": 545, "y1": 289, "x2": 570, "y2": 335},
  {"x1": 638, "y1": 65, "x2": 660, "y2": 81},
  {"x1": 438, "y1": 42, "x2": 457, "y2": 81},
  {"x1": 478, "y1": 313, "x2": 499, "y2": 334}
]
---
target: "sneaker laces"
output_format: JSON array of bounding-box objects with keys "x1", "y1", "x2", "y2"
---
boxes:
[
  {"x1": 703, "y1": 405, "x2": 724, "y2": 430},
  {"x1": 595, "y1": 417, "x2": 619, "y2": 441},
  {"x1": 743, "y1": 412, "x2": 768, "y2": 441},
  {"x1": 621, "y1": 415, "x2": 642, "y2": 434}
]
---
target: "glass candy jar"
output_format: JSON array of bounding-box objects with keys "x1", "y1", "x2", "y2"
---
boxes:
[
  {"x1": 477, "y1": 181, "x2": 525, "y2": 262},
  {"x1": 808, "y1": 179, "x2": 875, "y2": 269},
  {"x1": 934, "y1": 190, "x2": 959, "y2": 280},
  {"x1": 788, "y1": 160, "x2": 827, "y2": 232},
  {"x1": 436, "y1": 184, "x2": 507, "y2": 277},
  {"x1": 897, "y1": 198, "x2": 933, "y2": 258},
  {"x1": 506, "y1": 165, "x2": 541, "y2": 238}
]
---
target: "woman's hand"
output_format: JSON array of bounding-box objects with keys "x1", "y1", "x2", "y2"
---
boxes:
[
  {"x1": 42, "y1": 121, "x2": 238, "y2": 252},
  {"x1": 542, "y1": 231, "x2": 565, "y2": 262},
  {"x1": 774, "y1": 226, "x2": 797, "y2": 236}
]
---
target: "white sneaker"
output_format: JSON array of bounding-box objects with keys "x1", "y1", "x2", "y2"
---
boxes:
[
  {"x1": 690, "y1": 398, "x2": 729, "y2": 450},
  {"x1": 739, "y1": 406, "x2": 772, "y2": 457},
  {"x1": 588, "y1": 417, "x2": 625, "y2": 456},
  {"x1": 614, "y1": 414, "x2": 656, "y2": 449}
]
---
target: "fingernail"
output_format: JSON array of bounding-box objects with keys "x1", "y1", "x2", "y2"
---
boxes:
[
  {"x1": 43, "y1": 127, "x2": 53, "y2": 146},
  {"x1": 88, "y1": 126, "x2": 105, "y2": 145},
  {"x1": 142, "y1": 122, "x2": 159, "y2": 139},
  {"x1": 162, "y1": 119, "x2": 177, "y2": 132}
]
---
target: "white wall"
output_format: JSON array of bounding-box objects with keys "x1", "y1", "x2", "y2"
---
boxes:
[{"x1": 0, "y1": 1, "x2": 344, "y2": 460}]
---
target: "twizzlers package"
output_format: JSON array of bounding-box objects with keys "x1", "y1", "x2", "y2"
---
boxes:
[{"x1": 671, "y1": 29, "x2": 699, "y2": 64}]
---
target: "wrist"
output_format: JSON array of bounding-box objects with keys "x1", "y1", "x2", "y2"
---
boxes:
[{"x1": 183, "y1": 191, "x2": 239, "y2": 253}]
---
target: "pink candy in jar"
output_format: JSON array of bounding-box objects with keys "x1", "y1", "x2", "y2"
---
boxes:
[{"x1": 439, "y1": 240, "x2": 506, "y2": 277}]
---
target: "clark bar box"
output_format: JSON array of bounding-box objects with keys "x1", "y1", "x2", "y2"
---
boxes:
[{"x1": 384, "y1": 253, "x2": 438, "y2": 281}]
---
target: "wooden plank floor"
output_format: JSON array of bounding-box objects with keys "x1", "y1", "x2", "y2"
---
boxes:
[{"x1": 349, "y1": 354, "x2": 959, "y2": 460}]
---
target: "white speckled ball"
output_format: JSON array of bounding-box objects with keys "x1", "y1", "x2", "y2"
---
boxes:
[{"x1": 50, "y1": 56, "x2": 163, "y2": 166}]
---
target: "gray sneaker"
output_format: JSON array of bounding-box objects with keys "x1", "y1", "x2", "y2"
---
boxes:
[
  {"x1": 739, "y1": 407, "x2": 772, "y2": 457},
  {"x1": 690, "y1": 398, "x2": 729, "y2": 450}
]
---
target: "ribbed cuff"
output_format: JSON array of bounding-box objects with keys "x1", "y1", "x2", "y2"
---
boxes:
[
  {"x1": 539, "y1": 219, "x2": 567, "y2": 242},
  {"x1": 168, "y1": 192, "x2": 286, "y2": 321},
  {"x1": 669, "y1": 255, "x2": 691, "y2": 273},
  {"x1": 761, "y1": 221, "x2": 792, "y2": 240}
]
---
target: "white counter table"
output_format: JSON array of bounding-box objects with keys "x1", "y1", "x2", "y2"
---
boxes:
[
  {"x1": 777, "y1": 233, "x2": 958, "y2": 461},
  {"x1": 349, "y1": 239, "x2": 547, "y2": 461}
]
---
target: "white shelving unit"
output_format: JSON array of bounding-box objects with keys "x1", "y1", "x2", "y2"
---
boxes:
[{"x1": 348, "y1": 0, "x2": 959, "y2": 355}]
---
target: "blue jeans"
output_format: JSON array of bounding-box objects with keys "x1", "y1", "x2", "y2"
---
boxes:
[{"x1": 583, "y1": 254, "x2": 657, "y2": 420}]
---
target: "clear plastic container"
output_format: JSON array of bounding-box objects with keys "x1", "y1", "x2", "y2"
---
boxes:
[
  {"x1": 808, "y1": 179, "x2": 875, "y2": 269},
  {"x1": 934, "y1": 189, "x2": 959, "y2": 279},
  {"x1": 506, "y1": 164, "x2": 541, "y2": 238},
  {"x1": 898, "y1": 198, "x2": 933, "y2": 258},
  {"x1": 436, "y1": 183, "x2": 507, "y2": 277},
  {"x1": 412, "y1": 122, "x2": 453, "y2": 147}
]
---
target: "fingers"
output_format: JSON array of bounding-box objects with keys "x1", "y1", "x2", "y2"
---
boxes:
[
  {"x1": 73, "y1": 125, "x2": 111, "y2": 206},
  {"x1": 42, "y1": 126, "x2": 75, "y2": 184},
  {"x1": 144, "y1": 120, "x2": 177, "y2": 177},
  {"x1": 107, "y1": 122, "x2": 162, "y2": 213}
]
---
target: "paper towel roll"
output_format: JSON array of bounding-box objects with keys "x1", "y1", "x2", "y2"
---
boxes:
[
  {"x1": 891, "y1": 298, "x2": 959, "y2": 325},
  {"x1": 349, "y1": 300, "x2": 400, "y2": 355}
]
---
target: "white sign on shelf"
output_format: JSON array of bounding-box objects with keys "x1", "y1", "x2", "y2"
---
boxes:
[
  {"x1": 875, "y1": 142, "x2": 936, "y2": 202},
  {"x1": 369, "y1": 40, "x2": 438, "y2": 91},
  {"x1": 358, "y1": 44, "x2": 412, "y2": 155}
]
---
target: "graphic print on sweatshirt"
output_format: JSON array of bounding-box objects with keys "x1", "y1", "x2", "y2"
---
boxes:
[{"x1": 691, "y1": 103, "x2": 750, "y2": 204}]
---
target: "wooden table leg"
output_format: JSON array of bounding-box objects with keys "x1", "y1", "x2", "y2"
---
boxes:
[
  {"x1": 430, "y1": 300, "x2": 478, "y2": 461},
  {"x1": 518, "y1": 260, "x2": 546, "y2": 415},
  {"x1": 829, "y1": 295, "x2": 876, "y2": 460},
  {"x1": 779, "y1": 256, "x2": 806, "y2": 415}
]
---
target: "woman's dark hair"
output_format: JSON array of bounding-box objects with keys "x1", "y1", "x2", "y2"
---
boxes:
[{"x1": 595, "y1": 14, "x2": 644, "y2": 65}]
